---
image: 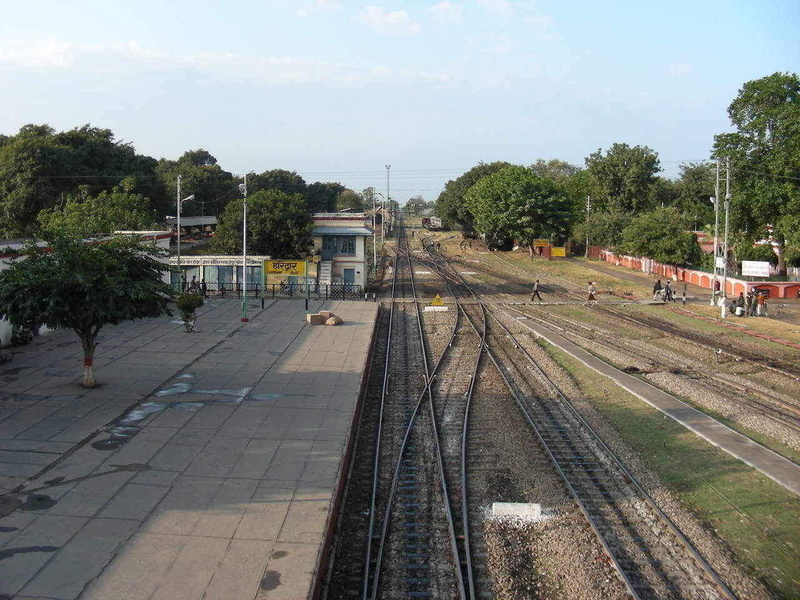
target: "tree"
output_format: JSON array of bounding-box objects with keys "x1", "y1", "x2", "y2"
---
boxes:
[
  {"x1": 306, "y1": 181, "x2": 345, "y2": 213},
  {"x1": 618, "y1": 207, "x2": 702, "y2": 266},
  {"x1": 0, "y1": 129, "x2": 68, "y2": 236},
  {"x1": 585, "y1": 143, "x2": 661, "y2": 213},
  {"x1": 405, "y1": 195, "x2": 425, "y2": 215},
  {"x1": 529, "y1": 159, "x2": 581, "y2": 183},
  {"x1": 249, "y1": 169, "x2": 307, "y2": 197},
  {"x1": 0, "y1": 236, "x2": 173, "y2": 387},
  {"x1": 0, "y1": 124, "x2": 167, "y2": 236},
  {"x1": 466, "y1": 165, "x2": 576, "y2": 253},
  {"x1": 212, "y1": 189, "x2": 313, "y2": 257},
  {"x1": 713, "y1": 72, "x2": 800, "y2": 275},
  {"x1": 435, "y1": 161, "x2": 512, "y2": 230},
  {"x1": 156, "y1": 149, "x2": 234, "y2": 218},
  {"x1": 572, "y1": 211, "x2": 632, "y2": 250},
  {"x1": 37, "y1": 178, "x2": 160, "y2": 238},
  {"x1": 673, "y1": 162, "x2": 715, "y2": 229},
  {"x1": 336, "y1": 189, "x2": 364, "y2": 212}
]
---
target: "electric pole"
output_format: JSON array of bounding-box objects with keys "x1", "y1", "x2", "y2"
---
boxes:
[
  {"x1": 385, "y1": 164, "x2": 391, "y2": 243},
  {"x1": 721, "y1": 159, "x2": 731, "y2": 318},
  {"x1": 711, "y1": 160, "x2": 721, "y2": 305},
  {"x1": 585, "y1": 195, "x2": 591, "y2": 258}
]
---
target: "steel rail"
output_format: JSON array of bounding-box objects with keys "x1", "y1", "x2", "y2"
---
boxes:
[
  {"x1": 361, "y1": 232, "x2": 403, "y2": 599},
  {"x1": 367, "y1": 227, "x2": 466, "y2": 600},
  {"x1": 489, "y1": 304, "x2": 737, "y2": 599},
  {"x1": 420, "y1": 240, "x2": 487, "y2": 599},
  {"x1": 510, "y1": 304, "x2": 800, "y2": 434},
  {"x1": 423, "y1": 240, "x2": 737, "y2": 600}
]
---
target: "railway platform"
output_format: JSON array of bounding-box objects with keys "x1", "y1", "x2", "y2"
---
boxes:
[
  {"x1": 515, "y1": 316, "x2": 800, "y2": 496},
  {"x1": 0, "y1": 298, "x2": 378, "y2": 600}
]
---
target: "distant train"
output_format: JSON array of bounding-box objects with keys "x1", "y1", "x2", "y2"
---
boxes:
[{"x1": 421, "y1": 216, "x2": 443, "y2": 231}]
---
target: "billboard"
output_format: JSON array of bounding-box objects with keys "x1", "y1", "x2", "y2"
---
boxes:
[
  {"x1": 533, "y1": 239, "x2": 551, "y2": 247},
  {"x1": 551, "y1": 247, "x2": 566, "y2": 257},
  {"x1": 265, "y1": 260, "x2": 307, "y2": 276},
  {"x1": 741, "y1": 260, "x2": 770, "y2": 278}
]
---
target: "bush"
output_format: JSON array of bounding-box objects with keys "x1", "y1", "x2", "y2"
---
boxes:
[{"x1": 176, "y1": 293, "x2": 204, "y2": 322}]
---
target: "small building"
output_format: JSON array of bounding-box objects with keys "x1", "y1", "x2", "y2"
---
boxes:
[{"x1": 312, "y1": 213, "x2": 373, "y2": 288}]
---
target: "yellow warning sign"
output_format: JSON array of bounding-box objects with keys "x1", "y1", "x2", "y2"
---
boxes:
[
  {"x1": 431, "y1": 294, "x2": 444, "y2": 306},
  {"x1": 551, "y1": 247, "x2": 566, "y2": 257}
]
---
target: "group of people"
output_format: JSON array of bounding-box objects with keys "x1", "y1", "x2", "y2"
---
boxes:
[
  {"x1": 530, "y1": 279, "x2": 599, "y2": 305},
  {"x1": 652, "y1": 279, "x2": 675, "y2": 302},
  {"x1": 185, "y1": 275, "x2": 208, "y2": 297},
  {"x1": 730, "y1": 290, "x2": 766, "y2": 317}
]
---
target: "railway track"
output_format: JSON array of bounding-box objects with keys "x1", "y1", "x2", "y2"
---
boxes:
[
  {"x1": 507, "y1": 304, "x2": 800, "y2": 436},
  {"x1": 422, "y1": 240, "x2": 737, "y2": 600}
]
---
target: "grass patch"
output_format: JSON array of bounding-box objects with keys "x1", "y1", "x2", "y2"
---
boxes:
[{"x1": 543, "y1": 341, "x2": 800, "y2": 599}]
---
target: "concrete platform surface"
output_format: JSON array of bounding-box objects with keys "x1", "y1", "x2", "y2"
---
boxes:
[
  {"x1": 0, "y1": 298, "x2": 378, "y2": 600},
  {"x1": 513, "y1": 315, "x2": 800, "y2": 496}
]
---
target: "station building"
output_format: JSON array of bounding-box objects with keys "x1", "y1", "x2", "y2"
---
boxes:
[{"x1": 311, "y1": 212, "x2": 373, "y2": 288}]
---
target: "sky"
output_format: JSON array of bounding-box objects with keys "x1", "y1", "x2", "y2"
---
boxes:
[{"x1": 1, "y1": 0, "x2": 798, "y2": 202}]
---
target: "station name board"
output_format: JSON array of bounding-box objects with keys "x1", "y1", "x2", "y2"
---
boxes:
[
  {"x1": 533, "y1": 239, "x2": 551, "y2": 247},
  {"x1": 170, "y1": 256, "x2": 268, "y2": 267},
  {"x1": 265, "y1": 260, "x2": 307, "y2": 276}
]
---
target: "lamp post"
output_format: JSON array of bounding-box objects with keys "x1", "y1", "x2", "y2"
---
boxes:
[
  {"x1": 385, "y1": 164, "x2": 391, "y2": 243},
  {"x1": 373, "y1": 192, "x2": 384, "y2": 273},
  {"x1": 239, "y1": 175, "x2": 249, "y2": 322},
  {"x1": 710, "y1": 160, "x2": 721, "y2": 306},
  {"x1": 584, "y1": 195, "x2": 591, "y2": 258},
  {"x1": 175, "y1": 174, "x2": 195, "y2": 292},
  {"x1": 721, "y1": 158, "x2": 732, "y2": 318}
]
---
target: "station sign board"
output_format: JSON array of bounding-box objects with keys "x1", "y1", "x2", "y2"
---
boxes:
[
  {"x1": 741, "y1": 260, "x2": 770, "y2": 278},
  {"x1": 265, "y1": 260, "x2": 307, "y2": 276},
  {"x1": 551, "y1": 247, "x2": 566, "y2": 257},
  {"x1": 170, "y1": 256, "x2": 267, "y2": 266},
  {"x1": 533, "y1": 239, "x2": 551, "y2": 247}
]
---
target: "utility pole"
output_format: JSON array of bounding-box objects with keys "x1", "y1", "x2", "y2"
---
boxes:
[
  {"x1": 385, "y1": 164, "x2": 391, "y2": 243},
  {"x1": 240, "y1": 174, "x2": 249, "y2": 322},
  {"x1": 176, "y1": 175, "x2": 195, "y2": 293},
  {"x1": 584, "y1": 195, "x2": 591, "y2": 258},
  {"x1": 721, "y1": 159, "x2": 732, "y2": 318},
  {"x1": 711, "y1": 161, "x2": 721, "y2": 306},
  {"x1": 177, "y1": 174, "x2": 182, "y2": 273}
]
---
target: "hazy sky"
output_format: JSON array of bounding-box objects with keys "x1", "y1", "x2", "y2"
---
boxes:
[{"x1": 1, "y1": 0, "x2": 798, "y2": 201}]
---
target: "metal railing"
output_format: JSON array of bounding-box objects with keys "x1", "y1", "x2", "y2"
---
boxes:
[{"x1": 172, "y1": 281, "x2": 373, "y2": 301}]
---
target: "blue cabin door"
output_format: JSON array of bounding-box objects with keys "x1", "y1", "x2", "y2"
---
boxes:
[{"x1": 343, "y1": 269, "x2": 355, "y2": 285}]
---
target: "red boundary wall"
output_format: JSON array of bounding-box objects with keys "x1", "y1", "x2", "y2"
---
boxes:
[{"x1": 588, "y1": 246, "x2": 800, "y2": 300}]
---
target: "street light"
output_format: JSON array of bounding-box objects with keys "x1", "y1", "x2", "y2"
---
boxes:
[
  {"x1": 175, "y1": 174, "x2": 195, "y2": 291},
  {"x1": 709, "y1": 195, "x2": 718, "y2": 306},
  {"x1": 239, "y1": 176, "x2": 248, "y2": 322},
  {"x1": 373, "y1": 192, "x2": 384, "y2": 273}
]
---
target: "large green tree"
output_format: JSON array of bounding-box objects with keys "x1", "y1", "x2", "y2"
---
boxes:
[
  {"x1": 335, "y1": 189, "x2": 364, "y2": 212},
  {"x1": 572, "y1": 211, "x2": 632, "y2": 250},
  {"x1": 0, "y1": 124, "x2": 166, "y2": 236},
  {"x1": 618, "y1": 207, "x2": 702, "y2": 266},
  {"x1": 306, "y1": 181, "x2": 345, "y2": 213},
  {"x1": 213, "y1": 189, "x2": 313, "y2": 257},
  {"x1": 466, "y1": 165, "x2": 576, "y2": 252},
  {"x1": 585, "y1": 143, "x2": 661, "y2": 213},
  {"x1": 249, "y1": 169, "x2": 307, "y2": 197},
  {"x1": 0, "y1": 236, "x2": 173, "y2": 387},
  {"x1": 713, "y1": 72, "x2": 800, "y2": 274},
  {"x1": 673, "y1": 162, "x2": 715, "y2": 229},
  {"x1": 435, "y1": 161, "x2": 512, "y2": 230},
  {"x1": 156, "y1": 149, "x2": 234, "y2": 218},
  {"x1": 37, "y1": 178, "x2": 160, "y2": 238}
]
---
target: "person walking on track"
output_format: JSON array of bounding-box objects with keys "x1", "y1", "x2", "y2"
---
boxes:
[
  {"x1": 587, "y1": 281, "x2": 597, "y2": 305},
  {"x1": 531, "y1": 279, "x2": 543, "y2": 301}
]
